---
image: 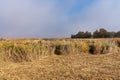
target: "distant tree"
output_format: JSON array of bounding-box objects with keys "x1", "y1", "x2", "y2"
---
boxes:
[
  {"x1": 71, "y1": 28, "x2": 120, "y2": 38},
  {"x1": 99, "y1": 28, "x2": 109, "y2": 38},
  {"x1": 84, "y1": 31, "x2": 92, "y2": 38},
  {"x1": 93, "y1": 30, "x2": 99, "y2": 38},
  {"x1": 77, "y1": 31, "x2": 85, "y2": 38},
  {"x1": 108, "y1": 32, "x2": 115, "y2": 38},
  {"x1": 93, "y1": 28, "x2": 110, "y2": 38},
  {"x1": 71, "y1": 31, "x2": 92, "y2": 38},
  {"x1": 115, "y1": 31, "x2": 120, "y2": 37},
  {"x1": 71, "y1": 34, "x2": 76, "y2": 38}
]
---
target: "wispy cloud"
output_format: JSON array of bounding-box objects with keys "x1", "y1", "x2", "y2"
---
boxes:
[{"x1": 0, "y1": 0, "x2": 120, "y2": 38}]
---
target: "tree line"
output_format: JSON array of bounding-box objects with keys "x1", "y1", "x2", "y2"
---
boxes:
[{"x1": 71, "y1": 28, "x2": 120, "y2": 38}]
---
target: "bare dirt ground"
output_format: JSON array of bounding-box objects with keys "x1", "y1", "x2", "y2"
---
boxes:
[{"x1": 0, "y1": 53, "x2": 120, "y2": 80}]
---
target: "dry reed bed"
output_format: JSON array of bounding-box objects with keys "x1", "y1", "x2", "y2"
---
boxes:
[{"x1": 0, "y1": 38, "x2": 119, "y2": 62}]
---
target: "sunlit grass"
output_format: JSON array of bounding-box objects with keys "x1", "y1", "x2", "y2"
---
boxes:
[{"x1": 0, "y1": 38, "x2": 119, "y2": 62}]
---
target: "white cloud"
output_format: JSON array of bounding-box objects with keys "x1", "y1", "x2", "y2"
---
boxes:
[
  {"x1": 0, "y1": 0, "x2": 120, "y2": 38},
  {"x1": 71, "y1": 0, "x2": 120, "y2": 33},
  {"x1": 0, "y1": 0, "x2": 59, "y2": 38}
]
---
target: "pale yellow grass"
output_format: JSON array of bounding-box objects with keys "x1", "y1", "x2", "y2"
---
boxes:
[{"x1": 0, "y1": 53, "x2": 120, "y2": 80}]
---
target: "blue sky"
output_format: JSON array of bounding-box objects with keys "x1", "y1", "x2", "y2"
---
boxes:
[{"x1": 0, "y1": 0, "x2": 120, "y2": 38}]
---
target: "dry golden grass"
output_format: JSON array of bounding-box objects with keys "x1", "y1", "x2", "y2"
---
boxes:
[
  {"x1": 0, "y1": 53, "x2": 120, "y2": 80},
  {"x1": 0, "y1": 38, "x2": 120, "y2": 80}
]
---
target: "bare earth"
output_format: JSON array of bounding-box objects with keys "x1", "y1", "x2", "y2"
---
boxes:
[{"x1": 0, "y1": 53, "x2": 120, "y2": 80}]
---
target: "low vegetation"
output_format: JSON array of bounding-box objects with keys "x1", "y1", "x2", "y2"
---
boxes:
[
  {"x1": 0, "y1": 38, "x2": 120, "y2": 80},
  {"x1": 0, "y1": 38, "x2": 119, "y2": 62}
]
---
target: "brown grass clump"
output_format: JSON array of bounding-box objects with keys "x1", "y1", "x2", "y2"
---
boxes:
[
  {"x1": 53, "y1": 40, "x2": 90, "y2": 55},
  {"x1": 89, "y1": 40, "x2": 119, "y2": 54},
  {"x1": 114, "y1": 38, "x2": 120, "y2": 47},
  {"x1": 0, "y1": 42, "x2": 30, "y2": 62},
  {"x1": 0, "y1": 38, "x2": 119, "y2": 62}
]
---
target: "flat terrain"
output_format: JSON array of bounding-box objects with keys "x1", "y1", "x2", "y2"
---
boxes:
[{"x1": 0, "y1": 53, "x2": 120, "y2": 80}]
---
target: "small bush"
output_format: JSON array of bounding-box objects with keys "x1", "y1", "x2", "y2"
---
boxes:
[
  {"x1": 54, "y1": 44, "x2": 73, "y2": 55},
  {"x1": 89, "y1": 40, "x2": 119, "y2": 54}
]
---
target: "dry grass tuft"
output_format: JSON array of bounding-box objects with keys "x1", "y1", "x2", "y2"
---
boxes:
[
  {"x1": 0, "y1": 38, "x2": 119, "y2": 62},
  {"x1": 89, "y1": 40, "x2": 119, "y2": 54}
]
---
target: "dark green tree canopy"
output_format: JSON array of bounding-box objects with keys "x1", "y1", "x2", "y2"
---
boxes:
[
  {"x1": 71, "y1": 31, "x2": 92, "y2": 38},
  {"x1": 71, "y1": 28, "x2": 120, "y2": 38}
]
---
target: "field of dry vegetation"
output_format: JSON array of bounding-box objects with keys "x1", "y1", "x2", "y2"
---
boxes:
[{"x1": 0, "y1": 38, "x2": 120, "y2": 80}]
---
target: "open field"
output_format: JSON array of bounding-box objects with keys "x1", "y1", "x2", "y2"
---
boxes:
[{"x1": 0, "y1": 38, "x2": 120, "y2": 80}]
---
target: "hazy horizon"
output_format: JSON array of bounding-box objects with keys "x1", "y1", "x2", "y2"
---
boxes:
[{"x1": 0, "y1": 0, "x2": 120, "y2": 38}]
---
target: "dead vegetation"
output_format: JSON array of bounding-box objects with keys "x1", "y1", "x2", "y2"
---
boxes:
[
  {"x1": 0, "y1": 38, "x2": 120, "y2": 80},
  {"x1": 0, "y1": 38, "x2": 119, "y2": 62}
]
